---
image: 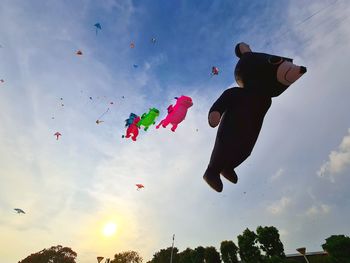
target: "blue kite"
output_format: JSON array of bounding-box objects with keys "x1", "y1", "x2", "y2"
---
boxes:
[{"x1": 94, "y1": 23, "x2": 102, "y2": 35}]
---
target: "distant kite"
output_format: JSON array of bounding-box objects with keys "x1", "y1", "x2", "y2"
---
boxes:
[
  {"x1": 96, "y1": 108, "x2": 110, "y2": 124},
  {"x1": 94, "y1": 23, "x2": 102, "y2": 35},
  {"x1": 97, "y1": 257, "x2": 104, "y2": 263},
  {"x1": 151, "y1": 37, "x2": 156, "y2": 44},
  {"x1": 14, "y1": 208, "x2": 25, "y2": 214},
  {"x1": 136, "y1": 184, "x2": 144, "y2": 190},
  {"x1": 54, "y1": 132, "x2": 62, "y2": 140},
  {"x1": 211, "y1": 66, "x2": 219, "y2": 76},
  {"x1": 133, "y1": 64, "x2": 138, "y2": 68},
  {"x1": 130, "y1": 42, "x2": 135, "y2": 48},
  {"x1": 0, "y1": 79, "x2": 4, "y2": 83},
  {"x1": 76, "y1": 50, "x2": 83, "y2": 56}
]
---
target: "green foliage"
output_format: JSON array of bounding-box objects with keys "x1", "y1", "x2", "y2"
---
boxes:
[
  {"x1": 220, "y1": 240, "x2": 239, "y2": 263},
  {"x1": 191, "y1": 246, "x2": 205, "y2": 263},
  {"x1": 238, "y1": 228, "x2": 263, "y2": 263},
  {"x1": 178, "y1": 248, "x2": 193, "y2": 263},
  {"x1": 322, "y1": 235, "x2": 350, "y2": 263},
  {"x1": 18, "y1": 245, "x2": 77, "y2": 263},
  {"x1": 204, "y1": 246, "x2": 221, "y2": 263},
  {"x1": 256, "y1": 226, "x2": 285, "y2": 259},
  {"x1": 150, "y1": 247, "x2": 179, "y2": 263},
  {"x1": 111, "y1": 251, "x2": 143, "y2": 263}
]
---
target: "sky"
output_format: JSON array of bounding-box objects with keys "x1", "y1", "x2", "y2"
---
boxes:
[{"x1": 1, "y1": 0, "x2": 350, "y2": 262}]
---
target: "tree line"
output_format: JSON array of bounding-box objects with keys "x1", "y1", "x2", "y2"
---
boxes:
[{"x1": 18, "y1": 226, "x2": 350, "y2": 263}]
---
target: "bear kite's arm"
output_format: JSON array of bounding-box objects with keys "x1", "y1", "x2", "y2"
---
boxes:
[
  {"x1": 209, "y1": 88, "x2": 234, "y2": 116},
  {"x1": 208, "y1": 88, "x2": 237, "y2": 127}
]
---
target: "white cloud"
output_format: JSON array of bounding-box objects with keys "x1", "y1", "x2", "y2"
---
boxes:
[
  {"x1": 317, "y1": 128, "x2": 350, "y2": 182},
  {"x1": 267, "y1": 197, "x2": 291, "y2": 215},
  {"x1": 306, "y1": 204, "x2": 330, "y2": 217},
  {"x1": 270, "y1": 168, "x2": 284, "y2": 181}
]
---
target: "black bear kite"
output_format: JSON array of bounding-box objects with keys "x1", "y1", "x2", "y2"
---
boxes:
[{"x1": 203, "y1": 42, "x2": 307, "y2": 192}]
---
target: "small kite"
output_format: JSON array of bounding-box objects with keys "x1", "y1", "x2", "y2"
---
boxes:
[
  {"x1": 211, "y1": 66, "x2": 219, "y2": 76},
  {"x1": 76, "y1": 50, "x2": 83, "y2": 56},
  {"x1": 0, "y1": 79, "x2": 4, "y2": 83},
  {"x1": 14, "y1": 208, "x2": 25, "y2": 214},
  {"x1": 133, "y1": 64, "x2": 138, "y2": 68},
  {"x1": 96, "y1": 108, "x2": 110, "y2": 124},
  {"x1": 54, "y1": 132, "x2": 62, "y2": 140},
  {"x1": 97, "y1": 257, "x2": 104, "y2": 263},
  {"x1": 136, "y1": 184, "x2": 144, "y2": 190},
  {"x1": 151, "y1": 37, "x2": 156, "y2": 44},
  {"x1": 137, "y1": 108, "x2": 160, "y2": 131},
  {"x1": 130, "y1": 42, "x2": 135, "y2": 48},
  {"x1": 124, "y1": 113, "x2": 140, "y2": 141},
  {"x1": 94, "y1": 23, "x2": 102, "y2": 35},
  {"x1": 156, "y1": 96, "x2": 193, "y2": 132}
]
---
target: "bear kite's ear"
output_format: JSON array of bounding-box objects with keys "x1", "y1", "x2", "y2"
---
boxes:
[{"x1": 235, "y1": 42, "x2": 252, "y2": 58}]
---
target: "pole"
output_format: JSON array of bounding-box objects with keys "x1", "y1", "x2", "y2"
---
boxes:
[
  {"x1": 170, "y1": 234, "x2": 175, "y2": 263},
  {"x1": 303, "y1": 255, "x2": 310, "y2": 263}
]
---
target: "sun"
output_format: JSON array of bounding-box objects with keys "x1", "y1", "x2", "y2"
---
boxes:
[{"x1": 103, "y1": 222, "x2": 117, "y2": 237}]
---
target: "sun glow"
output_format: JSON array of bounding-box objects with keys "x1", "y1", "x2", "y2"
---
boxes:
[{"x1": 103, "y1": 222, "x2": 117, "y2": 237}]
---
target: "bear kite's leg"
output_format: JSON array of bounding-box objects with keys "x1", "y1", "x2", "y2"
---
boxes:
[
  {"x1": 171, "y1": 123, "x2": 178, "y2": 132},
  {"x1": 203, "y1": 138, "x2": 230, "y2": 192},
  {"x1": 221, "y1": 167, "x2": 238, "y2": 184}
]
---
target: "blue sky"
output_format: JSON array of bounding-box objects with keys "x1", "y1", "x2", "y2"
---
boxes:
[{"x1": 1, "y1": 0, "x2": 350, "y2": 262}]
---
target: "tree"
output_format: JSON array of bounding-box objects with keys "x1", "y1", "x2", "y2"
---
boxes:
[
  {"x1": 178, "y1": 248, "x2": 194, "y2": 263},
  {"x1": 204, "y1": 246, "x2": 221, "y2": 263},
  {"x1": 238, "y1": 228, "x2": 263, "y2": 263},
  {"x1": 150, "y1": 247, "x2": 179, "y2": 263},
  {"x1": 220, "y1": 240, "x2": 238, "y2": 263},
  {"x1": 191, "y1": 246, "x2": 205, "y2": 263},
  {"x1": 18, "y1": 245, "x2": 77, "y2": 263},
  {"x1": 322, "y1": 235, "x2": 350, "y2": 263},
  {"x1": 256, "y1": 226, "x2": 285, "y2": 260},
  {"x1": 111, "y1": 251, "x2": 143, "y2": 263}
]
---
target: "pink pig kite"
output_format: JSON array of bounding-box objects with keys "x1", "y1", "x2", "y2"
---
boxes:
[{"x1": 156, "y1": 95, "x2": 193, "y2": 132}]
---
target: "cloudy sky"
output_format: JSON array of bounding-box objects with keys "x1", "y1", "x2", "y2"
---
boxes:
[{"x1": 1, "y1": 0, "x2": 350, "y2": 262}]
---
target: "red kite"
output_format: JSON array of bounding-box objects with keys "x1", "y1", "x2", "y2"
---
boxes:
[
  {"x1": 136, "y1": 184, "x2": 144, "y2": 190},
  {"x1": 54, "y1": 132, "x2": 62, "y2": 140}
]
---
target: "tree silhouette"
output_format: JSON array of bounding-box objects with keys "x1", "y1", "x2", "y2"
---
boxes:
[
  {"x1": 238, "y1": 228, "x2": 262, "y2": 263},
  {"x1": 322, "y1": 235, "x2": 350, "y2": 262},
  {"x1": 220, "y1": 240, "x2": 238, "y2": 263},
  {"x1": 204, "y1": 246, "x2": 220, "y2": 263},
  {"x1": 111, "y1": 251, "x2": 143, "y2": 263},
  {"x1": 149, "y1": 247, "x2": 179, "y2": 263},
  {"x1": 18, "y1": 245, "x2": 77, "y2": 263},
  {"x1": 256, "y1": 226, "x2": 285, "y2": 260}
]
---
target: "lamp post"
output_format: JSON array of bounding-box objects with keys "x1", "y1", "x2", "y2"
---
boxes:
[
  {"x1": 296, "y1": 247, "x2": 310, "y2": 263},
  {"x1": 170, "y1": 234, "x2": 175, "y2": 263}
]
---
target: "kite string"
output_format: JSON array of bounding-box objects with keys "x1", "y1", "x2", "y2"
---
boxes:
[
  {"x1": 265, "y1": 0, "x2": 339, "y2": 47},
  {"x1": 97, "y1": 107, "x2": 110, "y2": 120}
]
